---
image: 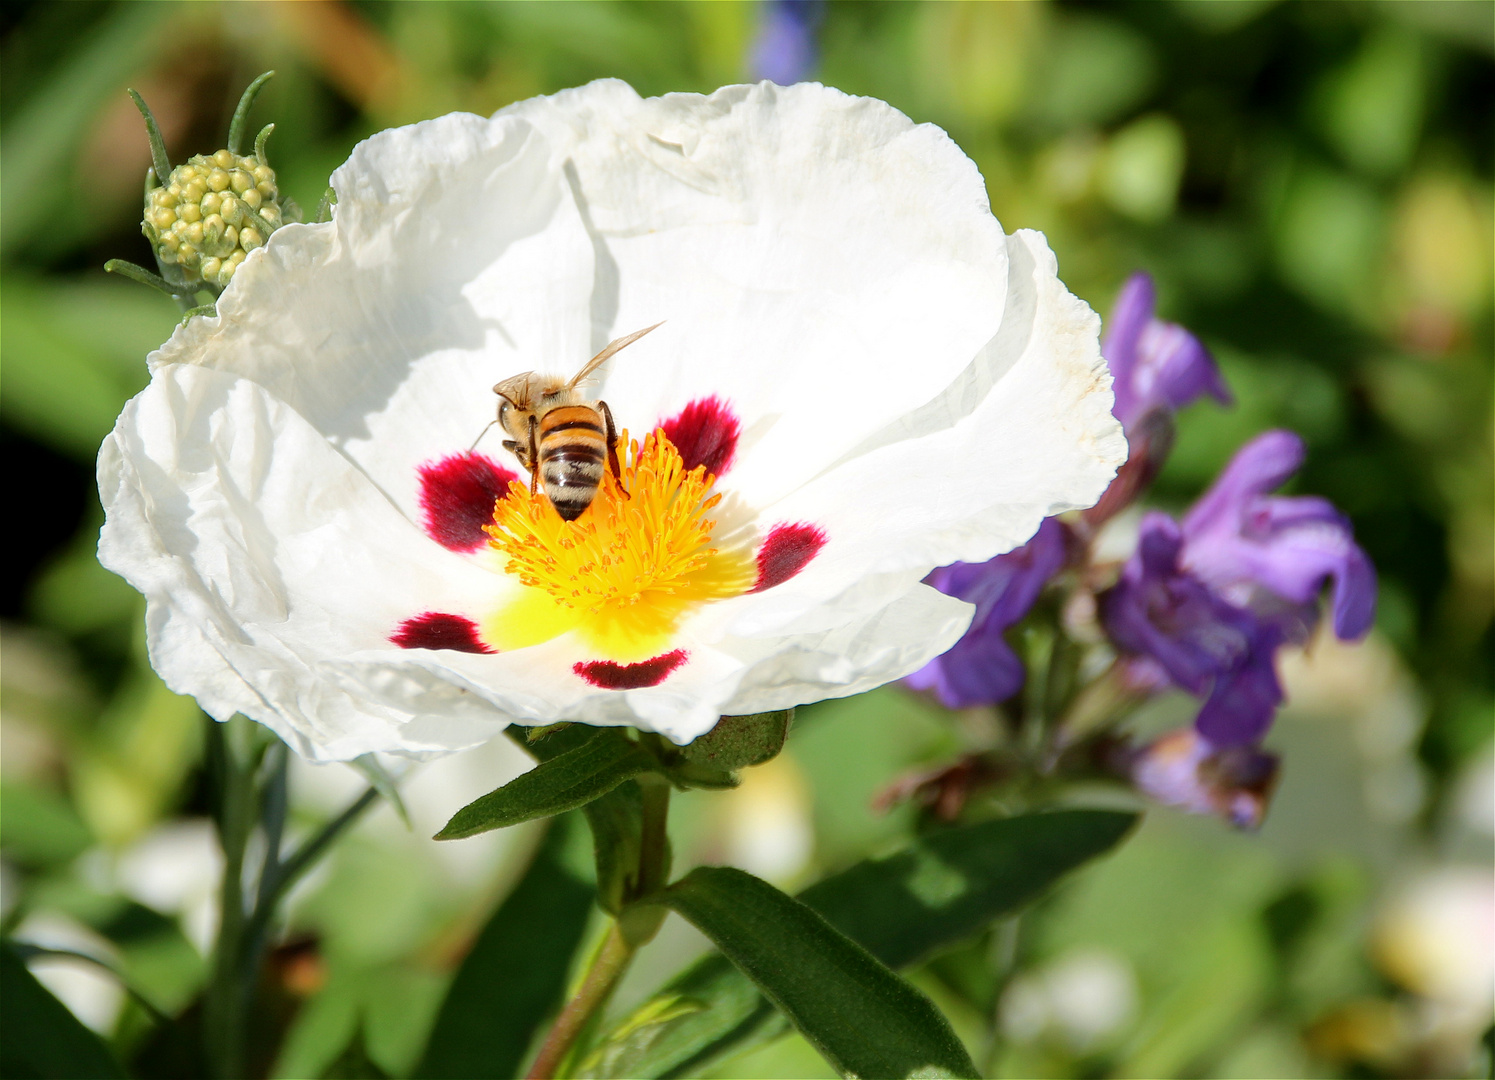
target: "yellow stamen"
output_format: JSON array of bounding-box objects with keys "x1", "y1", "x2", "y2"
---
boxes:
[{"x1": 480, "y1": 430, "x2": 755, "y2": 661}]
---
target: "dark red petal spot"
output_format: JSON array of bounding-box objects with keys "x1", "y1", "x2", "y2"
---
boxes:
[
  {"x1": 418, "y1": 452, "x2": 518, "y2": 552},
  {"x1": 751, "y1": 522, "x2": 827, "y2": 592},
  {"x1": 574, "y1": 649, "x2": 688, "y2": 689},
  {"x1": 657, "y1": 396, "x2": 741, "y2": 477},
  {"x1": 392, "y1": 612, "x2": 494, "y2": 654}
]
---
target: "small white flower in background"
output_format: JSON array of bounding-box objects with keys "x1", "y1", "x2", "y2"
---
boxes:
[
  {"x1": 112, "y1": 819, "x2": 224, "y2": 954},
  {"x1": 98, "y1": 79, "x2": 1123, "y2": 760},
  {"x1": 12, "y1": 912, "x2": 124, "y2": 1034},
  {"x1": 999, "y1": 948, "x2": 1138, "y2": 1053},
  {"x1": 716, "y1": 754, "x2": 815, "y2": 885},
  {"x1": 1374, "y1": 867, "x2": 1495, "y2": 1013}
]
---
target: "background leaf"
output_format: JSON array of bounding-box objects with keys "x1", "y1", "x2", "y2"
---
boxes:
[
  {"x1": 0, "y1": 942, "x2": 126, "y2": 1079},
  {"x1": 652, "y1": 865, "x2": 979, "y2": 1080},
  {"x1": 583, "y1": 809, "x2": 1136, "y2": 1077},
  {"x1": 802, "y1": 809, "x2": 1138, "y2": 969},
  {"x1": 415, "y1": 816, "x2": 594, "y2": 1080}
]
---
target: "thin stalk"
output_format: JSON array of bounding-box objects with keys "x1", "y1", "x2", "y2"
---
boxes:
[
  {"x1": 982, "y1": 914, "x2": 1024, "y2": 1076},
  {"x1": 239, "y1": 786, "x2": 381, "y2": 988},
  {"x1": 525, "y1": 761, "x2": 674, "y2": 1077},
  {"x1": 525, "y1": 923, "x2": 635, "y2": 1080},
  {"x1": 258, "y1": 742, "x2": 290, "y2": 895},
  {"x1": 203, "y1": 718, "x2": 258, "y2": 1080}
]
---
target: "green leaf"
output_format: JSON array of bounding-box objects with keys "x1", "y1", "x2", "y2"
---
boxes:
[
  {"x1": 506, "y1": 725, "x2": 646, "y2": 914},
  {"x1": 0, "y1": 781, "x2": 94, "y2": 866},
  {"x1": 435, "y1": 731, "x2": 656, "y2": 840},
  {"x1": 577, "y1": 955, "x2": 773, "y2": 1080},
  {"x1": 415, "y1": 816, "x2": 594, "y2": 1079},
  {"x1": 680, "y1": 710, "x2": 793, "y2": 771},
  {"x1": 651, "y1": 866, "x2": 979, "y2": 1079},
  {"x1": 0, "y1": 3, "x2": 174, "y2": 258},
  {"x1": 801, "y1": 809, "x2": 1137, "y2": 969},
  {"x1": 320, "y1": 1020, "x2": 392, "y2": 1079},
  {"x1": 583, "y1": 809, "x2": 1136, "y2": 1077},
  {"x1": 0, "y1": 278, "x2": 141, "y2": 460},
  {"x1": 0, "y1": 942, "x2": 127, "y2": 1078}
]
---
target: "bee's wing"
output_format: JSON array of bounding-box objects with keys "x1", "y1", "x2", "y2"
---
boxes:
[{"x1": 565, "y1": 321, "x2": 664, "y2": 390}]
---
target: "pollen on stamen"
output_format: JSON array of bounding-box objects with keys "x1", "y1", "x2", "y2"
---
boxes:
[{"x1": 480, "y1": 429, "x2": 757, "y2": 661}]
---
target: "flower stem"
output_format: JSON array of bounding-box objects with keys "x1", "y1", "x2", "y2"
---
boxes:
[
  {"x1": 203, "y1": 717, "x2": 260, "y2": 1080},
  {"x1": 635, "y1": 772, "x2": 672, "y2": 898},
  {"x1": 526, "y1": 769, "x2": 674, "y2": 1077},
  {"x1": 525, "y1": 922, "x2": 635, "y2": 1079}
]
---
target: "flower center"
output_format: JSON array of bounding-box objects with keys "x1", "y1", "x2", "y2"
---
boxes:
[{"x1": 480, "y1": 430, "x2": 755, "y2": 661}]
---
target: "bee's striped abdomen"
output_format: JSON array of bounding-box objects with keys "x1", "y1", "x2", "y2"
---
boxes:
[{"x1": 538, "y1": 405, "x2": 608, "y2": 521}]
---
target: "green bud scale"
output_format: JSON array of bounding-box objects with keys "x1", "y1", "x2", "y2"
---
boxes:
[{"x1": 144, "y1": 148, "x2": 285, "y2": 288}]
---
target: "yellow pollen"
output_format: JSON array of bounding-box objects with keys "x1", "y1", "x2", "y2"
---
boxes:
[{"x1": 479, "y1": 430, "x2": 755, "y2": 661}]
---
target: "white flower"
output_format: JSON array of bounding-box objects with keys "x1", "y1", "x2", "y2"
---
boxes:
[{"x1": 98, "y1": 80, "x2": 1124, "y2": 759}]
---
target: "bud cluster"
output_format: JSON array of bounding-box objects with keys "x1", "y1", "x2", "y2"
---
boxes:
[{"x1": 144, "y1": 149, "x2": 284, "y2": 288}]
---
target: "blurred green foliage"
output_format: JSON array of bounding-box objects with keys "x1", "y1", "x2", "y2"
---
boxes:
[{"x1": 1, "y1": 2, "x2": 1490, "y2": 1078}]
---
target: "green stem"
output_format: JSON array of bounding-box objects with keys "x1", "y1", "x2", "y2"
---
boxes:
[
  {"x1": 525, "y1": 758, "x2": 674, "y2": 1077},
  {"x1": 524, "y1": 923, "x2": 635, "y2": 1080},
  {"x1": 203, "y1": 718, "x2": 258, "y2": 1080},
  {"x1": 244, "y1": 786, "x2": 379, "y2": 950},
  {"x1": 635, "y1": 773, "x2": 671, "y2": 899}
]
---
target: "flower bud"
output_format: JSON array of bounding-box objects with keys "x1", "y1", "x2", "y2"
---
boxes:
[{"x1": 140, "y1": 148, "x2": 288, "y2": 289}]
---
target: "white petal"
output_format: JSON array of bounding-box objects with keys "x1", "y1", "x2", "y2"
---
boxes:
[
  {"x1": 99, "y1": 364, "x2": 510, "y2": 760},
  {"x1": 498, "y1": 81, "x2": 1014, "y2": 502},
  {"x1": 150, "y1": 111, "x2": 597, "y2": 529},
  {"x1": 712, "y1": 230, "x2": 1124, "y2": 636}
]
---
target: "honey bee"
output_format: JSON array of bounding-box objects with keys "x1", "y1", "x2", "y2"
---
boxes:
[{"x1": 491, "y1": 323, "x2": 662, "y2": 521}]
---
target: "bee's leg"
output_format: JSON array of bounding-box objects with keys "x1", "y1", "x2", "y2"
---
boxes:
[
  {"x1": 599, "y1": 400, "x2": 622, "y2": 479},
  {"x1": 526, "y1": 416, "x2": 540, "y2": 495}
]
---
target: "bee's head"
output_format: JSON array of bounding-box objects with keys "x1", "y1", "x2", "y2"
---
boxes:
[{"x1": 492, "y1": 373, "x2": 535, "y2": 438}]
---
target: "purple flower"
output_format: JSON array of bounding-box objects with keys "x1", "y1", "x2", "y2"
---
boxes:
[
  {"x1": 749, "y1": 1, "x2": 822, "y2": 85},
  {"x1": 907, "y1": 518, "x2": 1068, "y2": 708},
  {"x1": 1181, "y1": 430, "x2": 1376, "y2": 641},
  {"x1": 1103, "y1": 513, "x2": 1285, "y2": 747},
  {"x1": 1102, "y1": 273, "x2": 1231, "y2": 433},
  {"x1": 1130, "y1": 727, "x2": 1280, "y2": 830}
]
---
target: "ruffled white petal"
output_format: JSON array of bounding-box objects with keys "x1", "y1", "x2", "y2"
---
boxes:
[
  {"x1": 99, "y1": 364, "x2": 511, "y2": 760},
  {"x1": 102, "y1": 79, "x2": 1121, "y2": 759},
  {"x1": 699, "y1": 229, "x2": 1124, "y2": 636}
]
